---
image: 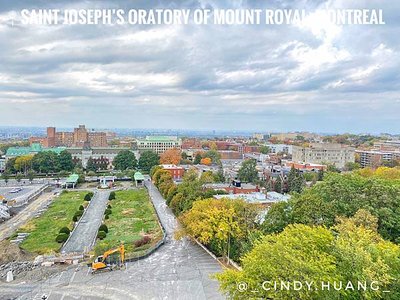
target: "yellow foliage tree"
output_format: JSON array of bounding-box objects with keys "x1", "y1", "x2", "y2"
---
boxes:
[{"x1": 178, "y1": 198, "x2": 244, "y2": 259}]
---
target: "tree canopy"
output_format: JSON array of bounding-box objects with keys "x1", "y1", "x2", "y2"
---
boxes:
[
  {"x1": 138, "y1": 150, "x2": 160, "y2": 173},
  {"x1": 113, "y1": 150, "x2": 137, "y2": 171},
  {"x1": 238, "y1": 159, "x2": 258, "y2": 183},
  {"x1": 217, "y1": 220, "x2": 400, "y2": 299}
]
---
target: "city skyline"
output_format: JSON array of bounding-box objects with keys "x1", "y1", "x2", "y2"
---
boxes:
[{"x1": 1, "y1": 0, "x2": 399, "y2": 133}]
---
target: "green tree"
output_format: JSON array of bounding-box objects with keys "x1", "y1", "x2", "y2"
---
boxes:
[
  {"x1": 86, "y1": 157, "x2": 97, "y2": 172},
  {"x1": 1, "y1": 171, "x2": 9, "y2": 185},
  {"x1": 238, "y1": 159, "x2": 258, "y2": 183},
  {"x1": 27, "y1": 170, "x2": 35, "y2": 183},
  {"x1": 5, "y1": 157, "x2": 17, "y2": 174},
  {"x1": 274, "y1": 176, "x2": 282, "y2": 193},
  {"x1": 59, "y1": 150, "x2": 74, "y2": 171},
  {"x1": 138, "y1": 151, "x2": 160, "y2": 173},
  {"x1": 113, "y1": 150, "x2": 137, "y2": 171},
  {"x1": 317, "y1": 169, "x2": 324, "y2": 181},
  {"x1": 194, "y1": 153, "x2": 202, "y2": 164},
  {"x1": 259, "y1": 145, "x2": 270, "y2": 154},
  {"x1": 216, "y1": 223, "x2": 400, "y2": 300},
  {"x1": 203, "y1": 150, "x2": 221, "y2": 164},
  {"x1": 32, "y1": 151, "x2": 60, "y2": 174}
]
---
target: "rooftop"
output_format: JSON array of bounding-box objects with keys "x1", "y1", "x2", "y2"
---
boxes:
[
  {"x1": 134, "y1": 172, "x2": 145, "y2": 181},
  {"x1": 6, "y1": 143, "x2": 66, "y2": 156},
  {"x1": 142, "y1": 136, "x2": 179, "y2": 142}
]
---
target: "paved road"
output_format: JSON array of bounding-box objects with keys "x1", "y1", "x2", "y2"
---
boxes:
[
  {"x1": 0, "y1": 183, "x2": 223, "y2": 299},
  {"x1": 61, "y1": 190, "x2": 110, "y2": 254},
  {"x1": 0, "y1": 191, "x2": 55, "y2": 242}
]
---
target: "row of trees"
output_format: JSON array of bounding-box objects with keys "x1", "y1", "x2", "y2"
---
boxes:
[
  {"x1": 152, "y1": 166, "x2": 261, "y2": 261},
  {"x1": 217, "y1": 213, "x2": 400, "y2": 299},
  {"x1": 152, "y1": 167, "x2": 226, "y2": 216},
  {"x1": 262, "y1": 172, "x2": 400, "y2": 243},
  {"x1": 5, "y1": 150, "x2": 74, "y2": 175},
  {"x1": 112, "y1": 150, "x2": 159, "y2": 173}
]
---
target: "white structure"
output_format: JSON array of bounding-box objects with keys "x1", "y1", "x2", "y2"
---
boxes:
[
  {"x1": 137, "y1": 136, "x2": 182, "y2": 154},
  {"x1": 67, "y1": 147, "x2": 138, "y2": 169},
  {"x1": 292, "y1": 143, "x2": 355, "y2": 169},
  {"x1": 265, "y1": 144, "x2": 293, "y2": 155}
]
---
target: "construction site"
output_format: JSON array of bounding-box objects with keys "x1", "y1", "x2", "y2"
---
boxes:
[{"x1": 0, "y1": 178, "x2": 223, "y2": 300}]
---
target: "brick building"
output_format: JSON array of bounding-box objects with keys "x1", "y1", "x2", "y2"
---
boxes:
[{"x1": 29, "y1": 125, "x2": 110, "y2": 148}]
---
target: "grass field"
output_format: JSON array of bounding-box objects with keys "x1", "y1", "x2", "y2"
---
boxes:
[
  {"x1": 95, "y1": 189, "x2": 163, "y2": 257},
  {"x1": 18, "y1": 190, "x2": 87, "y2": 254}
]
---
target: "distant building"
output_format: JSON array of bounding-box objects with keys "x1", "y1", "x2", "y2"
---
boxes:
[
  {"x1": 161, "y1": 164, "x2": 185, "y2": 180},
  {"x1": 29, "y1": 125, "x2": 110, "y2": 148},
  {"x1": 252, "y1": 133, "x2": 269, "y2": 141},
  {"x1": 6, "y1": 143, "x2": 66, "y2": 160},
  {"x1": 66, "y1": 147, "x2": 138, "y2": 169},
  {"x1": 356, "y1": 149, "x2": 400, "y2": 168},
  {"x1": 213, "y1": 191, "x2": 290, "y2": 205},
  {"x1": 204, "y1": 182, "x2": 260, "y2": 194},
  {"x1": 137, "y1": 136, "x2": 181, "y2": 154},
  {"x1": 284, "y1": 161, "x2": 326, "y2": 171},
  {"x1": 292, "y1": 143, "x2": 355, "y2": 169},
  {"x1": 265, "y1": 144, "x2": 293, "y2": 155}
]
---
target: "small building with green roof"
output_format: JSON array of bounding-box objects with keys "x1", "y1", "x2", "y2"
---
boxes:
[
  {"x1": 65, "y1": 173, "x2": 79, "y2": 188},
  {"x1": 134, "y1": 171, "x2": 145, "y2": 187}
]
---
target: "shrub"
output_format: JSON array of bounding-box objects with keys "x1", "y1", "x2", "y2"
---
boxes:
[
  {"x1": 105, "y1": 214, "x2": 109, "y2": 220},
  {"x1": 79, "y1": 205, "x2": 84, "y2": 211},
  {"x1": 84, "y1": 192, "x2": 94, "y2": 201},
  {"x1": 105, "y1": 208, "x2": 112, "y2": 215},
  {"x1": 109, "y1": 191, "x2": 116, "y2": 200},
  {"x1": 59, "y1": 227, "x2": 71, "y2": 235},
  {"x1": 97, "y1": 231, "x2": 107, "y2": 240},
  {"x1": 107, "y1": 204, "x2": 112, "y2": 209},
  {"x1": 99, "y1": 224, "x2": 108, "y2": 233},
  {"x1": 75, "y1": 210, "x2": 83, "y2": 217},
  {"x1": 73, "y1": 214, "x2": 79, "y2": 222},
  {"x1": 55, "y1": 233, "x2": 69, "y2": 243},
  {"x1": 134, "y1": 235, "x2": 151, "y2": 247}
]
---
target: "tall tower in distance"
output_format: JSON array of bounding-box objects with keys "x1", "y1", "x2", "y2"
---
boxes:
[{"x1": 46, "y1": 127, "x2": 56, "y2": 147}]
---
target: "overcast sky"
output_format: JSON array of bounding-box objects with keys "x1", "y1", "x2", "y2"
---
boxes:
[{"x1": 0, "y1": 0, "x2": 399, "y2": 134}]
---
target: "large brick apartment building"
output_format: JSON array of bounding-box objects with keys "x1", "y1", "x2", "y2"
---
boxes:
[{"x1": 29, "y1": 125, "x2": 108, "y2": 148}]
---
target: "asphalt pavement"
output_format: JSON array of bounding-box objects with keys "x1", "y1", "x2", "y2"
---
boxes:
[
  {"x1": 61, "y1": 190, "x2": 110, "y2": 254},
  {"x1": 0, "y1": 183, "x2": 224, "y2": 299}
]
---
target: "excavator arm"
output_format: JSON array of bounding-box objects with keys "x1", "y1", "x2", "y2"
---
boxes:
[{"x1": 92, "y1": 244, "x2": 125, "y2": 273}]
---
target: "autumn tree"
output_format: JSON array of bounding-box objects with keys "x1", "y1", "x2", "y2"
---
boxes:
[
  {"x1": 14, "y1": 155, "x2": 33, "y2": 175},
  {"x1": 178, "y1": 198, "x2": 259, "y2": 261},
  {"x1": 216, "y1": 223, "x2": 400, "y2": 300},
  {"x1": 200, "y1": 157, "x2": 212, "y2": 165},
  {"x1": 160, "y1": 148, "x2": 181, "y2": 165}
]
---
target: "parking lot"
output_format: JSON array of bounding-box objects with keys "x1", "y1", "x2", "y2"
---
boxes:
[{"x1": 0, "y1": 184, "x2": 47, "y2": 205}]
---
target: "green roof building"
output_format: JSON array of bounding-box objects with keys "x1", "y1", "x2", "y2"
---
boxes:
[
  {"x1": 65, "y1": 173, "x2": 79, "y2": 188},
  {"x1": 134, "y1": 171, "x2": 145, "y2": 187},
  {"x1": 6, "y1": 143, "x2": 66, "y2": 158},
  {"x1": 137, "y1": 136, "x2": 181, "y2": 154}
]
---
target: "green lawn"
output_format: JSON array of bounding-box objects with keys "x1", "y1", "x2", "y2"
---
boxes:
[
  {"x1": 19, "y1": 191, "x2": 87, "y2": 254},
  {"x1": 95, "y1": 189, "x2": 163, "y2": 257}
]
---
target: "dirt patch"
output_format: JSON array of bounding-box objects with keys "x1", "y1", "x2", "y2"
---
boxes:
[
  {"x1": 0, "y1": 240, "x2": 34, "y2": 265},
  {"x1": 122, "y1": 208, "x2": 134, "y2": 216}
]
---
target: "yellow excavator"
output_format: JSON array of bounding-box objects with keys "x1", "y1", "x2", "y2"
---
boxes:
[{"x1": 91, "y1": 244, "x2": 125, "y2": 274}]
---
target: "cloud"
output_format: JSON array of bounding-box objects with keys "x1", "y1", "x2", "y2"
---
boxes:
[{"x1": 0, "y1": 0, "x2": 399, "y2": 133}]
